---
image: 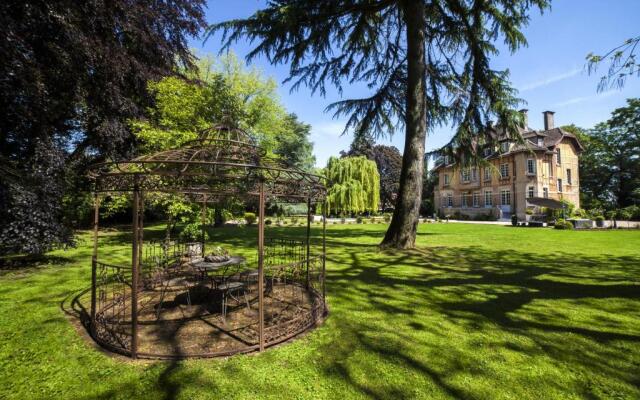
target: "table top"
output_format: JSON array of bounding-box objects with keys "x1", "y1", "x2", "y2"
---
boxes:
[{"x1": 191, "y1": 256, "x2": 246, "y2": 271}]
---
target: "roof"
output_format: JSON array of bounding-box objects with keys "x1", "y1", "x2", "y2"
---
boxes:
[
  {"x1": 526, "y1": 197, "x2": 566, "y2": 209},
  {"x1": 431, "y1": 124, "x2": 584, "y2": 172}
]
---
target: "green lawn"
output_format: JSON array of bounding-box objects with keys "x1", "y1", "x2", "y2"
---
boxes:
[{"x1": 1, "y1": 223, "x2": 639, "y2": 399}]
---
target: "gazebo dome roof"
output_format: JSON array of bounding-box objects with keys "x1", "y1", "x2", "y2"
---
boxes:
[{"x1": 89, "y1": 124, "x2": 325, "y2": 201}]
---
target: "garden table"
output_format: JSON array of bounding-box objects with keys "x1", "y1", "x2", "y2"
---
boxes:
[
  {"x1": 191, "y1": 256, "x2": 246, "y2": 288},
  {"x1": 191, "y1": 256, "x2": 249, "y2": 321}
]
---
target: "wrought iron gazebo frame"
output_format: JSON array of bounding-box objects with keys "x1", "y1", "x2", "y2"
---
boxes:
[{"x1": 87, "y1": 124, "x2": 328, "y2": 359}]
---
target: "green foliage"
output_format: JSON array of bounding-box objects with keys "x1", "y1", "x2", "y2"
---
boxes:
[
  {"x1": 356, "y1": 216, "x2": 364, "y2": 224},
  {"x1": 124, "y1": 53, "x2": 317, "y2": 232},
  {"x1": 544, "y1": 199, "x2": 576, "y2": 220},
  {"x1": 567, "y1": 99, "x2": 640, "y2": 211},
  {"x1": 325, "y1": 156, "x2": 380, "y2": 215},
  {"x1": 0, "y1": 0, "x2": 206, "y2": 254},
  {"x1": 179, "y1": 222, "x2": 208, "y2": 242},
  {"x1": 383, "y1": 213, "x2": 392, "y2": 223},
  {"x1": 587, "y1": 36, "x2": 640, "y2": 91},
  {"x1": 617, "y1": 208, "x2": 632, "y2": 221},
  {"x1": 210, "y1": 0, "x2": 549, "y2": 248},
  {"x1": 244, "y1": 212, "x2": 257, "y2": 225},
  {"x1": 554, "y1": 219, "x2": 574, "y2": 230},
  {"x1": 132, "y1": 52, "x2": 315, "y2": 171}
]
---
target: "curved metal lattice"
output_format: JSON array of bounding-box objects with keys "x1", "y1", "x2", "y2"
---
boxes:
[
  {"x1": 88, "y1": 124, "x2": 326, "y2": 201},
  {"x1": 86, "y1": 123, "x2": 328, "y2": 359}
]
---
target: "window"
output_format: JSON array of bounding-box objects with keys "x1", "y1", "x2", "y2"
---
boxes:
[
  {"x1": 461, "y1": 169, "x2": 470, "y2": 182},
  {"x1": 500, "y1": 142, "x2": 510, "y2": 153},
  {"x1": 484, "y1": 190, "x2": 493, "y2": 206},
  {"x1": 566, "y1": 169, "x2": 572, "y2": 185},
  {"x1": 471, "y1": 168, "x2": 478, "y2": 182},
  {"x1": 500, "y1": 189, "x2": 511, "y2": 205},
  {"x1": 483, "y1": 147, "x2": 491, "y2": 157},
  {"x1": 556, "y1": 148, "x2": 562, "y2": 164},
  {"x1": 444, "y1": 155, "x2": 450, "y2": 165},
  {"x1": 462, "y1": 193, "x2": 468, "y2": 207},
  {"x1": 557, "y1": 178, "x2": 563, "y2": 192},
  {"x1": 484, "y1": 168, "x2": 491, "y2": 181},
  {"x1": 473, "y1": 192, "x2": 480, "y2": 207},
  {"x1": 447, "y1": 194, "x2": 453, "y2": 207},
  {"x1": 443, "y1": 174, "x2": 450, "y2": 185},
  {"x1": 527, "y1": 186, "x2": 534, "y2": 198},
  {"x1": 543, "y1": 187, "x2": 549, "y2": 198},
  {"x1": 537, "y1": 137, "x2": 544, "y2": 147},
  {"x1": 527, "y1": 159, "x2": 536, "y2": 175},
  {"x1": 500, "y1": 163, "x2": 509, "y2": 178}
]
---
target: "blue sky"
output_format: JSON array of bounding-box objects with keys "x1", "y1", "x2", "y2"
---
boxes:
[{"x1": 191, "y1": 1, "x2": 640, "y2": 167}]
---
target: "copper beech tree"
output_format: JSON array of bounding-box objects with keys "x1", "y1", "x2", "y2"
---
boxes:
[{"x1": 210, "y1": 0, "x2": 549, "y2": 248}]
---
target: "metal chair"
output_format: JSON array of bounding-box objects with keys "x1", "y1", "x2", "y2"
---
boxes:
[{"x1": 217, "y1": 263, "x2": 250, "y2": 322}]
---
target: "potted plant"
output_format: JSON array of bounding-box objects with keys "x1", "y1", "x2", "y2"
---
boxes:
[{"x1": 594, "y1": 215, "x2": 605, "y2": 228}]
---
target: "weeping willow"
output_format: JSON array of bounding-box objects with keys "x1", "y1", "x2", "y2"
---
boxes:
[{"x1": 324, "y1": 156, "x2": 380, "y2": 215}]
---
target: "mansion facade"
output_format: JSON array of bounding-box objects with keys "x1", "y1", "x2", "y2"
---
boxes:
[{"x1": 433, "y1": 110, "x2": 583, "y2": 221}]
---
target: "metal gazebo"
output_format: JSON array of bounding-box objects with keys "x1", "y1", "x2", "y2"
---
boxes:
[{"x1": 87, "y1": 124, "x2": 327, "y2": 359}]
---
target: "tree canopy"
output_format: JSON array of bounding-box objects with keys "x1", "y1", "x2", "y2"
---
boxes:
[
  {"x1": 133, "y1": 53, "x2": 316, "y2": 169},
  {"x1": 325, "y1": 156, "x2": 380, "y2": 215},
  {"x1": 209, "y1": 0, "x2": 549, "y2": 248},
  {"x1": 342, "y1": 136, "x2": 402, "y2": 210},
  {"x1": 563, "y1": 98, "x2": 640, "y2": 210},
  {"x1": 118, "y1": 53, "x2": 317, "y2": 233},
  {"x1": 0, "y1": 0, "x2": 206, "y2": 254}
]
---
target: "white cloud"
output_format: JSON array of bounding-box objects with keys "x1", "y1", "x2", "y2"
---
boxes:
[
  {"x1": 519, "y1": 67, "x2": 582, "y2": 92},
  {"x1": 310, "y1": 121, "x2": 348, "y2": 140},
  {"x1": 553, "y1": 90, "x2": 618, "y2": 107}
]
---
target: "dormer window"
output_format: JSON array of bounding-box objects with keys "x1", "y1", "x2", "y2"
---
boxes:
[
  {"x1": 500, "y1": 142, "x2": 510, "y2": 153},
  {"x1": 483, "y1": 147, "x2": 491, "y2": 157},
  {"x1": 537, "y1": 137, "x2": 544, "y2": 147},
  {"x1": 444, "y1": 155, "x2": 450, "y2": 165}
]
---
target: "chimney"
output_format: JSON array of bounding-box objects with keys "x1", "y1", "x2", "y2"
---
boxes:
[
  {"x1": 519, "y1": 109, "x2": 529, "y2": 129},
  {"x1": 543, "y1": 110, "x2": 555, "y2": 130}
]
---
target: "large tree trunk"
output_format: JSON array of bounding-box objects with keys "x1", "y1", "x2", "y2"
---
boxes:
[{"x1": 381, "y1": 0, "x2": 427, "y2": 249}]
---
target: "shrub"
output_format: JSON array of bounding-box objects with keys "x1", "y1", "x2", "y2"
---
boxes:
[
  {"x1": 356, "y1": 216, "x2": 363, "y2": 224},
  {"x1": 554, "y1": 219, "x2": 573, "y2": 230},
  {"x1": 340, "y1": 217, "x2": 346, "y2": 224},
  {"x1": 291, "y1": 216, "x2": 299, "y2": 224},
  {"x1": 622, "y1": 205, "x2": 639, "y2": 220},
  {"x1": 573, "y1": 208, "x2": 587, "y2": 218},
  {"x1": 511, "y1": 214, "x2": 518, "y2": 226},
  {"x1": 179, "y1": 222, "x2": 208, "y2": 241},
  {"x1": 383, "y1": 213, "x2": 391, "y2": 223},
  {"x1": 244, "y1": 212, "x2": 257, "y2": 225},
  {"x1": 265, "y1": 219, "x2": 272, "y2": 225}
]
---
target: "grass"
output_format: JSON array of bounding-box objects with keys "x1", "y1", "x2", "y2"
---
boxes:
[{"x1": 1, "y1": 222, "x2": 639, "y2": 399}]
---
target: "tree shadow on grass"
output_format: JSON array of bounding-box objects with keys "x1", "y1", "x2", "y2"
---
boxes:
[
  {"x1": 319, "y1": 245, "x2": 640, "y2": 399},
  {"x1": 41, "y1": 225, "x2": 640, "y2": 399}
]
